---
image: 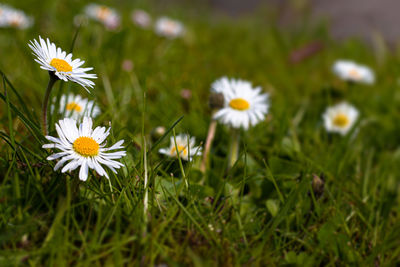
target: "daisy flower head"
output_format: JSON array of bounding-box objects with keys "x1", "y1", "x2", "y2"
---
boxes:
[
  {"x1": 53, "y1": 94, "x2": 100, "y2": 120},
  {"x1": 131, "y1": 9, "x2": 151, "y2": 29},
  {"x1": 43, "y1": 117, "x2": 126, "y2": 181},
  {"x1": 84, "y1": 3, "x2": 120, "y2": 30},
  {"x1": 0, "y1": 5, "x2": 33, "y2": 29},
  {"x1": 159, "y1": 134, "x2": 202, "y2": 161},
  {"x1": 211, "y1": 77, "x2": 269, "y2": 130},
  {"x1": 155, "y1": 17, "x2": 185, "y2": 39},
  {"x1": 28, "y1": 36, "x2": 97, "y2": 90},
  {"x1": 323, "y1": 102, "x2": 359, "y2": 136},
  {"x1": 0, "y1": 5, "x2": 7, "y2": 26},
  {"x1": 332, "y1": 60, "x2": 375, "y2": 84}
]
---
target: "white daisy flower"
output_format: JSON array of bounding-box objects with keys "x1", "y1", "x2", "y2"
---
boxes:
[
  {"x1": 131, "y1": 9, "x2": 151, "y2": 28},
  {"x1": 212, "y1": 77, "x2": 269, "y2": 130},
  {"x1": 52, "y1": 94, "x2": 100, "y2": 120},
  {"x1": 0, "y1": 5, "x2": 33, "y2": 29},
  {"x1": 159, "y1": 134, "x2": 202, "y2": 161},
  {"x1": 332, "y1": 60, "x2": 375, "y2": 84},
  {"x1": 84, "y1": 3, "x2": 120, "y2": 30},
  {"x1": 323, "y1": 102, "x2": 359, "y2": 136},
  {"x1": 0, "y1": 5, "x2": 7, "y2": 26},
  {"x1": 154, "y1": 17, "x2": 185, "y2": 38},
  {"x1": 43, "y1": 117, "x2": 126, "y2": 181},
  {"x1": 28, "y1": 36, "x2": 97, "y2": 90}
]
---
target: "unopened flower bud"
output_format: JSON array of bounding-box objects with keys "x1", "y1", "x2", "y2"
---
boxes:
[
  {"x1": 180, "y1": 89, "x2": 192, "y2": 100},
  {"x1": 122, "y1": 59, "x2": 134, "y2": 72},
  {"x1": 208, "y1": 92, "x2": 224, "y2": 110},
  {"x1": 151, "y1": 126, "x2": 166, "y2": 142},
  {"x1": 312, "y1": 173, "x2": 325, "y2": 198}
]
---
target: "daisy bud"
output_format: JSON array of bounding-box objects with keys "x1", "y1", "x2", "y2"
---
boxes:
[
  {"x1": 151, "y1": 126, "x2": 166, "y2": 142},
  {"x1": 208, "y1": 92, "x2": 224, "y2": 110},
  {"x1": 312, "y1": 174, "x2": 325, "y2": 198},
  {"x1": 122, "y1": 59, "x2": 134, "y2": 72},
  {"x1": 180, "y1": 89, "x2": 192, "y2": 100}
]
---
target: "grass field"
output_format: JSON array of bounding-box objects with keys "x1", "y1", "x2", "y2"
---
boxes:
[{"x1": 1, "y1": 0, "x2": 400, "y2": 266}]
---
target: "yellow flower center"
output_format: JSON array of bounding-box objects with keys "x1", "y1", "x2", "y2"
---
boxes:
[
  {"x1": 171, "y1": 145, "x2": 188, "y2": 157},
  {"x1": 98, "y1": 6, "x2": 111, "y2": 20},
  {"x1": 66, "y1": 102, "x2": 82, "y2": 112},
  {"x1": 73, "y1": 137, "x2": 99, "y2": 157},
  {"x1": 348, "y1": 69, "x2": 360, "y2": 79},
  {"x1": 229, "y1": 98, "x2": 250, "y2": 111},
  {"x1": 333, "y1": 113, "x2": 349, "y2": 127},
  {"x1": 50, "y1": 58, "x2": 73, "y2": 72}
]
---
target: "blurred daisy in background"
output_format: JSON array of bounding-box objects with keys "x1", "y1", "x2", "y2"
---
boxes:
[
  {"x1": 131, "y1": 9, "x2": 151, "y2": 28},
  {"x1": 28, "y1": 36, "x2": 97, "y2": 90},
  {"x1": 212, "y1": 77, "x2": 269, "y2": 129},
  {"x1": 53, "y1": 94, "x2": 100, "y2": 120},
  {"x1": 43, "y1": 117, "x2": 126, "y2": 181},
  {"x1": 0, "y1": 4, "x2": 33, "y2": 29},
  {"x1": 155, "y1": 17, "x2": 185, "y2": 38},
  {"x1": 332, "y1": 60, "x2": 375, "y2": 84},
  {"x1": 323, "y1": 102, "x2": 359, "y2": 136},
  {"x1": 159, "y1": 134, "x2": 202, "y2": 161},
  {"x1": 0, "y1": 5, "x2": 7, "y2": 26},
  {"x1": 84, "y1": 3, "x2": 120, "y2": 30}
]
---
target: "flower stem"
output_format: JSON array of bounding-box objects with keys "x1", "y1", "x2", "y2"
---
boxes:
[
  {"x1": 143, "y1": 137, "x2": 149, "y2": 220},
  {"x1": 228, "y1": 128, "x2": 240, "y2": 169},
  {"x1": 42, "y1": 72, "x2": 58, "y2": 135},
  {"x1": 200, "y1": 119, "x2": 217, "y2": 173}
]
